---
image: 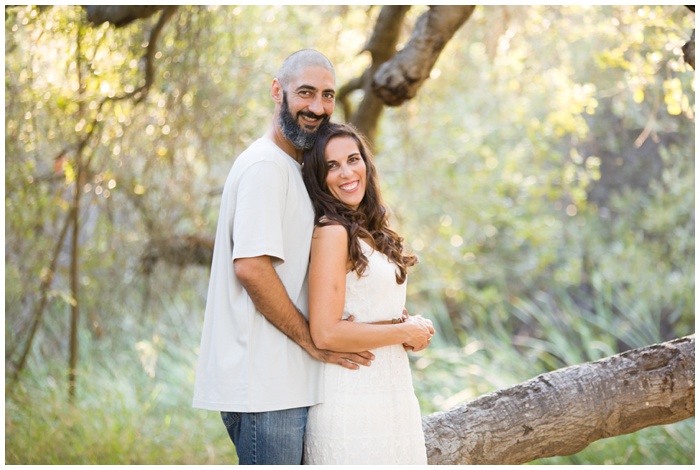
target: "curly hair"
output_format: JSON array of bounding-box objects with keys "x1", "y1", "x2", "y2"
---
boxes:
[{"x1": 302, "y1": 122, "x2": 417, "y2": 284}]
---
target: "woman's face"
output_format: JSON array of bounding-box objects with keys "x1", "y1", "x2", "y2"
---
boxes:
[{"x1": 324, "y1": 136, "x2": 367, "y2": 210}]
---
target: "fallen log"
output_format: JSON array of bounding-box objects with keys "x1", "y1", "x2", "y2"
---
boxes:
[{"x1": 423, "y1": 335, "x2": 695, "y2": 464}]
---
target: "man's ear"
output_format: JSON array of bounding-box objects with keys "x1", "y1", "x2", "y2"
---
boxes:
[{"x1": 271, "y1": 79, "x2": 282, "y2": 103}]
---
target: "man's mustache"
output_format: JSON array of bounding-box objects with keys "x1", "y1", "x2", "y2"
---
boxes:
[{"x1": 298, "y1": 110, "x2": 329, "y2": 121}]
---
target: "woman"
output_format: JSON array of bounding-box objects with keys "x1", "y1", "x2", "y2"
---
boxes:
[{"x1": 301, "y1": 122, "x2": 433, "y2": 465}]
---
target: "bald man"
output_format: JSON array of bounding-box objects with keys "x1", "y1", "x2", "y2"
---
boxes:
[{"x1": 192, "y1": 50, "x2": 374, "y2": 465}]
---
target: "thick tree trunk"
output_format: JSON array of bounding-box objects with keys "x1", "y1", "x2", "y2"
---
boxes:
[{"x1": 422, "y1": 335, "x2": 695, "y2": 465}]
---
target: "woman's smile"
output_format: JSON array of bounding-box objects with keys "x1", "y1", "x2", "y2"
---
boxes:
[{"x1": 339, "y1": 180, "x2": 360, "y2": 191}]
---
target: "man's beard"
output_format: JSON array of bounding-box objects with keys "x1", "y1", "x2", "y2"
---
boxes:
[{"x1": 278, "y1": 92, "x2": 329, "y2": 150}]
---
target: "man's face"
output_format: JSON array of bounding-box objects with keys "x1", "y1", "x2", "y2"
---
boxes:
[{"x1": 278, "y1": 66, "x2": 335, "y2": 150}]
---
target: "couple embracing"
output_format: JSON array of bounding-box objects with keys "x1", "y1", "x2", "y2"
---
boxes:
[{"x1": 193, "y1": 50, "x2": 434, "y2": 465}]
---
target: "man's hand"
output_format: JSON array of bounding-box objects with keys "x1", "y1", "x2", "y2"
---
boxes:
[{"x1": 313, "y1": 349, "x2": 375, "y2": 370}]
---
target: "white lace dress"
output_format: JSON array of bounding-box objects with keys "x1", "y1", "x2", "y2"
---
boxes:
[{"x1": 303, "y1": 240, "x2": 427, "y2": 465}]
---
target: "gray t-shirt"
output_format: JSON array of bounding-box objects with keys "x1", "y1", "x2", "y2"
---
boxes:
[{"x1": 193, "y1": 137, "x2": 320, "y2": 412}]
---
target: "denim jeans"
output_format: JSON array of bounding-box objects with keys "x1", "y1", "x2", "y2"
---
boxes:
[{"x1": 221, "y1": 407, "x2": 309, "y2": 465}]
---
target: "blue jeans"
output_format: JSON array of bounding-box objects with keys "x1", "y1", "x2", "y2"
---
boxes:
[{"x1": 221, "y1": 407, "x2": 309, "y2": 465}]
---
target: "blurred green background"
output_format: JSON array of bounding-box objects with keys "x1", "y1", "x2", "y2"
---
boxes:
[{"x1": 5, "y1": 5, "x2": 694, "y2": 464}]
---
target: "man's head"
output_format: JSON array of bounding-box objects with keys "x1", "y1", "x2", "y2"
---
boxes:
[{"x1": 272, "y1": 50, "x2": 336, "y2": 151}]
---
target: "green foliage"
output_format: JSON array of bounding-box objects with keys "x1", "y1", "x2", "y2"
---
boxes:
[
  {"x1": 382, "y1": 4, "x2": 694, "y2": 347},
  {"x1": 5, "y1": 4, "x2": 694, "y2": 465},
  {"x1": 6, "y1": 348, "x2": 234, "y2": 464},
  {"x1": 5, "y1": 266, "x2": 234, "y2": 464}
]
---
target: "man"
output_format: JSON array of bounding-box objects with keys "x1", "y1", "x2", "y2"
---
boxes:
[{"x1": 192, "y1": 50, "x2": 374, "y2": 465}]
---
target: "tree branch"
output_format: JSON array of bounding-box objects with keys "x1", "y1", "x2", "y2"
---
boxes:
[
  {"x1": 682, "y1": 29, "x2": 694, "y2": 70},
  {"x1": 8, "y1": 209, "x2": 73, "y2": 385},
  {"x1": 681, "y1": 7, "x2": 695, "y2": 69},
  {"x1": 138, "y1": 6, "x2": 178, "y2": 103},
  {"x1": 84, "y1": 5, "x2": 170, "y2": 27},
  {"x1": 350, "y1": 5, "x2": 410, "y2": 144},
  {"x1": 83, "y1": 6, "x2": 178, "y2": 104},
  {"x1": 423, "y1": 335, "x2": 695, "y2": 464},
  {"x1": 372, "y1": 6, "x2": 475, "y2": 106},
  {"x1": 363, "y1": 5, "x2": 411, "y2": 63},
  {"x1": 335, "y1": 75, "x2": 364, "y2": 123}
]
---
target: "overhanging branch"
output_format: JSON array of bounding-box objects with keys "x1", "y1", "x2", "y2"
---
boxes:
[
  {"x1": 372, "y1": 6, "x2": 475, "y2": 107},
  {"x1": 349, "y1": 5, "x2": 410, "y2": 144},
  {"x1": 84, "y1": 5, "x2": 171, "y2": 27}
]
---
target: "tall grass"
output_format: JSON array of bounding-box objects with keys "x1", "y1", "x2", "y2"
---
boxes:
[
  {"x1": 5, "y1": 351, "x2": 234, "y2": 464},
  {"x1": 5, "y1": 279, "x2": 236, "y2": 465}
]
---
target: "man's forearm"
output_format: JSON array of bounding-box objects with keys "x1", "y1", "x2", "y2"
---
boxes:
[
  {"x1": 234, "y1": 256, "x2": 317, "y2": 354},
  {"x1": 233, "y1": 256, "x2": 375, "y2": 369}
]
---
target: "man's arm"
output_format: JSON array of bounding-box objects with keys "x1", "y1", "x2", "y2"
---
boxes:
[{"x1": 233, "y1": 255, "x2": 374, "y2": 369}]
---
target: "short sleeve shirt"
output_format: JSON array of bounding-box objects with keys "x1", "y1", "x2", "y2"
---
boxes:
[{"x1": 193, "y1": 137, "x2": 320, "y2": 412}]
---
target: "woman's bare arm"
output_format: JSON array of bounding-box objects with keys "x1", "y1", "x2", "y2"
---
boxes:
[{"x1": 308, "y1": 224, "x2": 434, "y2": 352}]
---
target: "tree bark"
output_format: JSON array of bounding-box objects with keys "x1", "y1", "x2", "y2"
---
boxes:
[
  {"x1": 422, "y1": 335, "x2": 695, "y2": 465},
  {"x1": 84, "y1": 5, "x2": 172, "y2": 27},
  {"x1": 372, "y1": 6, "x2": 476, "y2": 107},
  {"x1": 8, "y1": 209, "x2": 73, "y2": 385},
  {"x1": 348, "y1": 6, "x2": 411, "y2": 144},
  {"x1": 682, "y1": 29, "x2": 695, "y2": 70},
  {"x1": 68, "y1": 171, "x2": 81, "y2": 402}
]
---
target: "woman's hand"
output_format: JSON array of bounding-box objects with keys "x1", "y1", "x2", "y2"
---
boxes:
[{"x1": 401, "y1": 315, "x2": 435, "y2": 352}]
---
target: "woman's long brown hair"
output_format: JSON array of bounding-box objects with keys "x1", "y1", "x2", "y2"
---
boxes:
[{"x1": 302, "y1": 122, "x2": 417, "y2": 284}]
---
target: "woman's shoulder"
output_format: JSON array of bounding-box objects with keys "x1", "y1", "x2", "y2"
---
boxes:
[
  {"x1": 311, "y1": 220, "x2": 351, "y2": 269},
  {"x1": 313, "y1": 219, "x2": 347, "y2": 240}
]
